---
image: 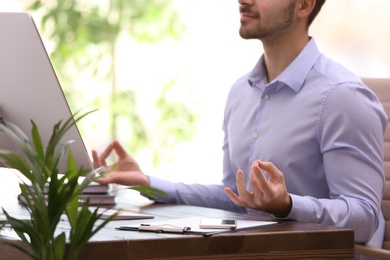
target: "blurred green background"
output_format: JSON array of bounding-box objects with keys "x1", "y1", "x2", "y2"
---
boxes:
[{"x1": 1, "y1": 0, "x2": 390, "y2": 185}]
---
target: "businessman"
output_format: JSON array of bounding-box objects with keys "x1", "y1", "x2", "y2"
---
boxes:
[{"x1": 92, "y1": 0, "x2": 387, "y2": 252}]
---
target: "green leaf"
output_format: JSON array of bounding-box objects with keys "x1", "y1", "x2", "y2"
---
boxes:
[
  {"x1": 53, "y1": 232, "x2": 66, "y2": 259},
  {"x1": 31, "y1": 120, "x2": 44, "y2": 162},
  {"x1": 66, "y1": 195, "x2": 79, "y2": 229},
  {"x1": 130, "y1": 186, "x2": 168, "y2": 199},
  {"x1": 0, "y1": 151, "x2": 33, "y2": 180},
  {"x1": 27, "y1": 1, "x2": 43, "y2": 11}
]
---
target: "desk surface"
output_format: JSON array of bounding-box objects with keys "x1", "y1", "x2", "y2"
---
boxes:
[
  {"x1": 0, "y1": 193, "x2": 354, "y2": 260},
  {"x1": 0, "y1": 170, "x2": 354, "y2": 260}
]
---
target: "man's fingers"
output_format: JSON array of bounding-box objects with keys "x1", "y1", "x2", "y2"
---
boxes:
[
  {"x1": 257, "y1": 160, "x2": 284, "y2": 183},
  {"x1": 250, "y1": 164, "x2": 265, "y2": 200},
  {"x1": 235, "y1": 170, "x2": 256, "y2": 207},
  {"x1": 224, "y1": 187, "x2": 249, "y2": 207},
  {"x1": 251, "y1": 161, "x2": 273, "y2": 195},
  {"x1": 235, "y1": 170, "x2": 248, "y2": 196},
  {"x1": 223, "y1": 170, "x2": 252, "y2": 208},
  {"x1": 98, "y1": 142, "x2": 114, "y2": 163},
  {"x1": 92, "y1": 150, "x2": 99, "y2": 168},
  {"x1": 225, "y1": 161, "x2": 290, "y2": 215},
  {"x1": 112, "y1": 140, "x2": 129, "y2": 159},
  {"x1": 224, "y1": 188, "x2": 240, "y2": 203}
]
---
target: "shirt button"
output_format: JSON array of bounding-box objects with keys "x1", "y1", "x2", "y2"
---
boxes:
[
  {"x1": 264, "y1": 94, "x2": 270, "y2": 100},
  {"x1": 253, "y1": 133, "x2": 259, "y2": 139}
]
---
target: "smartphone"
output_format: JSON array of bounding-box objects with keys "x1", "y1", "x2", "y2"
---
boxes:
[{"x1": 199, "y1": 218, "x2": 237, "y2": 229}]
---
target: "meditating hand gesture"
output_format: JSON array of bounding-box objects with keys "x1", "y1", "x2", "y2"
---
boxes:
[
  {"x1": 92, "y1": 140, "x2": 150, "y2": 187},
  {"x1": 224, "y1": 160, "x2": 292, "y2": 218}
]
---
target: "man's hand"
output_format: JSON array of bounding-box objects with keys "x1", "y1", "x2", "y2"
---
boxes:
[
  {"x1": 224, "y1": 160, "x2": 292, "y2": 218},
  {"x1": 92, "y1": 140, "x2": 150, "y2": 187}
]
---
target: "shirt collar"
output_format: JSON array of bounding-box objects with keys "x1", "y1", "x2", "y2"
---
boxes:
[{"x1": 248, "y1": 38, "x2": 321, "y2": 93}]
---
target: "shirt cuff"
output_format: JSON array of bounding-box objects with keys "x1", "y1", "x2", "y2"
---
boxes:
[{"x1": 274, "y1": 194, "x2": 314, "y2": 222}]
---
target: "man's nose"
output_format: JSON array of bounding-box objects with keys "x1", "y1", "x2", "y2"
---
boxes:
[{"x1": 238, "y1": 0, "x2": 254, "y2": 6}]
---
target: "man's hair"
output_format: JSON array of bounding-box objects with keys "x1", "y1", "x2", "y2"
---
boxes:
[{"x1": 308, "y1": 0, "x2": 325, "y2": 26}]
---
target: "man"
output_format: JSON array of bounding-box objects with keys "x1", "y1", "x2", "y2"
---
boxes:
[{"x1": 92, "y1": 0, "x2": 387, "y2": 251}]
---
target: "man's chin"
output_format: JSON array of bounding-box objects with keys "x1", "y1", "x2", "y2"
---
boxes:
[
  {"x1": 239, "y1": 27, "x2": 265, "y2": 40},
  {"x1": 239, "y1": 30, "x2": 255, "y2": 40}
]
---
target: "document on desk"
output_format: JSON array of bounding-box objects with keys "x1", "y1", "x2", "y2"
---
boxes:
[
  {"x1": 90, "y1": 207, "x2": 154, "y2": 220},
  {"x1": 117, "y1": 216, "x2": 278, "y2": 236}
]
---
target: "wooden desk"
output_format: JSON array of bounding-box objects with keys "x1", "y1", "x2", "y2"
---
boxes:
[{"x1": 0, "y1": 194, "x2": 354, "y2": 260}]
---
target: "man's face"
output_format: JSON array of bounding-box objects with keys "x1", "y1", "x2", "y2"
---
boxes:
[{"x1": 238, "y1": 0, "x2": 297, "y2": 40}]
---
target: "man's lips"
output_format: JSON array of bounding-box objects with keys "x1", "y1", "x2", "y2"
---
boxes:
[
  {"x1": 241, "y1": 13, "x2": 258, "y2": 18},
  {"x1": 240, "y1": 12, "x2": 259, "y2": 23}
]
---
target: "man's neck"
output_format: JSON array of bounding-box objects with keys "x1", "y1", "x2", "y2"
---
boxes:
[{"x1": 262, "y1": 31, "x2": 310, "y2": 83}]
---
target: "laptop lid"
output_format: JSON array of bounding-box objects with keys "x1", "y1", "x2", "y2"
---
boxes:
[{"x1": 0, "y1": 12, "x2": 93, "y2": 171}]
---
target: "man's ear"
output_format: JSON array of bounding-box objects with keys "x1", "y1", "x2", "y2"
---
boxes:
[{"x1": 296, "y1": 0, "x2": 316, "y2": 19}]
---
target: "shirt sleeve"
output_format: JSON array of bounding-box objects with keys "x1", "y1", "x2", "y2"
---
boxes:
[
  {"x1": 286, "y1": 82, "x2": 387, "y2": 244},
  {"x1": 149, "y1": 176, "x2": 247, "y2": 213}
]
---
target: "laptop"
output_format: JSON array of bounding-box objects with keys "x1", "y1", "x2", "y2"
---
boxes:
[{"x1": 0, "y1": 12, "x2": 93, "y2": 171}]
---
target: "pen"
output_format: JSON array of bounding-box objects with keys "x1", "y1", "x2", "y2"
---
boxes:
[
  {"x1": 116, "y1": 223, "x2": 191, "y2": 234},
  {"x1": 138, "y1": 224, "x2": 191, "y2": 233}
]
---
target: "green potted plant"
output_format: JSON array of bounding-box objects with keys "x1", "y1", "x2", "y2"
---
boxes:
[{"x1": 0, "y1": 111, "x2": 163, "y2": 260}]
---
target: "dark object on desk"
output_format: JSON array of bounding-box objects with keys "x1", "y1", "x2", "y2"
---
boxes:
[
  {"x1": 24, "y1": 176, "x2": 109, "y2": 194},
  {"x1": 199, "y1": 218, "x2": 237, "y2": 229},
  {"x1": 38, "y1": 182, "x2": 109, "y2": 194},
  {"x1": 18, "y1": 193, "x2": 116, "y2": 206},
  {"x1": 79, "y1": 183, "x2": 109, "y2": 194},
  {"x1": 117, "y1": 224, "x2": 190, "y2": 234},
  {"x1": 19, "y1": 178, "x2": 114, "y2": 206}
]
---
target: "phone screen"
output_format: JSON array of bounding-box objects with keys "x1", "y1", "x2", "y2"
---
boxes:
[{"x1": 199, "y1": 218, "x2": 237, "y2": 229}]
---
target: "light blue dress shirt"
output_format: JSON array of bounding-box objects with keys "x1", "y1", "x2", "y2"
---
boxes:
[{"x1": 149, "y1": 38, "x2": 388, "y2": 247}]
